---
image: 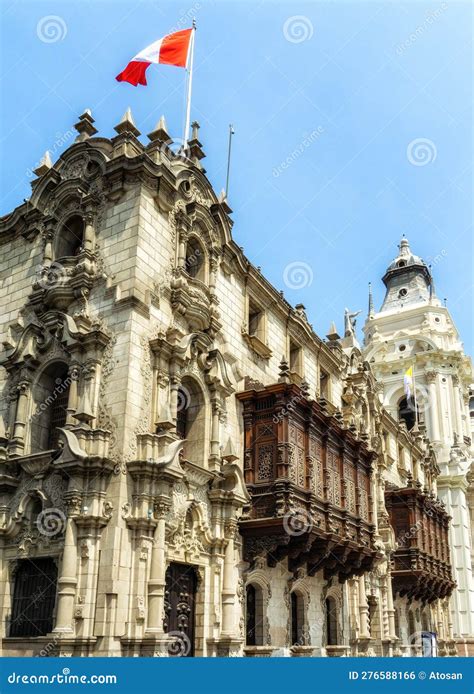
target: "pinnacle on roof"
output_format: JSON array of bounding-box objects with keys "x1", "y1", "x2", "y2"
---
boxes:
[
  {"x1": 33, "y1": 150, "x2": 53, "y2": 177},
  {"x1": 73, "y1": 109, "x2": 98, "y2": 142},
  {"x1": 147, "y1": 115, "x2": 170, "y2": 144},
  {"x1": 114, "y1": 107, "x2": 141, "y2": 137}
]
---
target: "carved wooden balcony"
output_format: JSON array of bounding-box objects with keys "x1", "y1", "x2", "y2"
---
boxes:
[
  {"x1": 385, "y1": 483, "x2": 455, "y2": 603},
  {"x1": 237, "y1": 382, "x2": 376, "y2": 581}
]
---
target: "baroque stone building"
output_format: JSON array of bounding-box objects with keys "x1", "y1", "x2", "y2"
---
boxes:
[{"x1": 0, "y1": 109, "x2": 466, "y2": 657}]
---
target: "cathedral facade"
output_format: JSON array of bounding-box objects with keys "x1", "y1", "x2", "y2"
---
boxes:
[{"x1": 0, "y1": 109, "x2": 469, "y2": 657}]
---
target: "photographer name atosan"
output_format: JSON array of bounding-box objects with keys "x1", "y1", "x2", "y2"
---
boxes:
[{"x1": 348, "y1": 671, "x2": 463, "y2": 680}]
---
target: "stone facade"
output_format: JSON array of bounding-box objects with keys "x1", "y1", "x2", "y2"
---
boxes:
[{"x1": 0, "y1": 110, "x2": 464, "y2": 657}]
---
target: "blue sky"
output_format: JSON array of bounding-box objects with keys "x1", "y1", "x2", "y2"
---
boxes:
[{"x1": 1, "y1": 0, "x2": 472, "y2": 353}]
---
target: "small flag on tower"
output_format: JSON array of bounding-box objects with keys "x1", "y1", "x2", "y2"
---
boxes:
[
  {"x1": 404, "y1": 366, "x2": 414, "y2": 401},
  {"x1": 116, "y1": 28, "x2": 193, "y2": 86}
]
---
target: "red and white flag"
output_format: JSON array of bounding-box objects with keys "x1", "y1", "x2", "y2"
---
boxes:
[{"x1": 116, "y1": 28, "x2": 193, "y2": 86}]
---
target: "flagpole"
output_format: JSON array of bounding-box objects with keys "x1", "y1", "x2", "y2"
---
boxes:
[
  {"x1": 183, "y1": 20, "x2": 196, "y2": 148},
  {"x1": 412, "y1": 361, "x2": 419, "y2": 427}
]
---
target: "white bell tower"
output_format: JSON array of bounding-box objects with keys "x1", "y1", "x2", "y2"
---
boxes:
[{"x1": 363, "y1": 236, "x2": 474, "y2": 655}]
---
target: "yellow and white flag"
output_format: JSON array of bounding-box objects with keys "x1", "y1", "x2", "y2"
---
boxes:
[{"x1": 404, "y1": 366, "x2": 413, "y2": 401}]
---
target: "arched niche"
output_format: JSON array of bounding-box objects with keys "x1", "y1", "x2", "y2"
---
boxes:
[
  {"x1": 30, "y1": 360, "x2": 70, "y2": 452},
  {"x1": 55, "y1": 215, "x2": 84, "y2": 259},
  {"x1": 177, "y1": 376, "x2": 209, "y2": 466}
]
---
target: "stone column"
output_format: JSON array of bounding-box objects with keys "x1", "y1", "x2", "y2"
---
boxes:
[
  {"x1": 452, "y1": 376, "x2": 464, "y2": 440},
  {"x1": 146, "y1": 501, "x2": 169, "y2": 633},
  {"x1": 209, "y1": 400, "x2": 221, "y2": 471},
  {"x1": 54, "y1": 500, "x2": 79, "y2": 633},
  {"x1": 83, "y1": 212, "x2": 95, "y2": 252},
  {"x1": 386, "y1": 573, "x2": 396, "y2": 639},
  {"x1": 221, "y1": 521, "x2": 237, "y2": 636},
  {"x1": 425, "y1": 371, "x2": 440, "y2": 441},
  {"x1": 10, "y1": 378, "x2": 31, "y2": 455},
  {"x1": 178, "y1": 230, "x2": 188, "y2": 269},
  {"x1": 358, "y1": 575, "x2": 370, "y2": 638},
  {"x1": 65, "y1": 365, "x2": 80, "y2": 426}
]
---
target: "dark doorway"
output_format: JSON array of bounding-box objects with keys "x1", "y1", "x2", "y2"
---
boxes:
[
  {"x1": 163, "y1": 563, "x2": 197, "y2": 657},
  {"x1": 10, "y1": 558, "x2": 57, "y2": 637}
]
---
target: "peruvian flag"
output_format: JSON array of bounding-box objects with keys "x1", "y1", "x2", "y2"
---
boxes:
[{"x1": 116, "y1": 28, "x2": 193, "y2": 86}]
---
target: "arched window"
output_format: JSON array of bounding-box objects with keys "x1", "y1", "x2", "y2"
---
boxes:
[
  {"x1": 326, "y1": 596, "x2": 338, "y2": 646},
  {"x1": 246, "y1": 584, "x2": 264, "y2": 646},
  {"x1": 30, "y1": 362, "x2": 70, "y2": 452},
  {"x1": 291, "y1": 591, "x2": 305, "y2": 646},
  {"x1": 10, "y1": 558, "x2": 58, "y2": 637},
  {"x1": 177, "y1": 378, "x2": 206, "y2": 464},
  {"x1": 185, "y1": 237, "x2": 205, "y2": 281},
  {"x1": 56, "y1": 215, "x2": 84, "y2": 258},
  {"x1": 398, "y1": 396, "x2": 419, "y2": 431},
  {"x1": 469, "y1": 396, "x2": 474, "y2": 419}
]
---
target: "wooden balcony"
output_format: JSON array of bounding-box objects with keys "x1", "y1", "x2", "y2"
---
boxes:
[
  {"x1": 385, "y1": 482, "x2": 455, "y2": 603},
  {"x1": 237, "y1": 382, "x2": 376, "y2": 580}
]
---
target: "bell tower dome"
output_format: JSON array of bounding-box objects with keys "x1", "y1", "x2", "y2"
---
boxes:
[{"x1": 380, "y1": 235, "x2": 438, "y2": 312}]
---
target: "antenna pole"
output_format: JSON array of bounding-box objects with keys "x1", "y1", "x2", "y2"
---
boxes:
[{"x1": 225, "y1": 124, "x2": 235, "y2": 198}]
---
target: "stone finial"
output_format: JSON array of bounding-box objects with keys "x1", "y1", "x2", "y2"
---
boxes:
[
  {"x1": 222, "y1": 437, "x2": 238, "y2": 463},
  {"x1": 147, "y1": 115, "x2": 170, "y2": 144},
  {"x1": 187, "y1": 120, "x2": 205, "y2": 167},
  {"x1": 278, "y1": 356, "x2": 291, "y2": 383},
  {"x1": 217, "y1": 189, "x2": 233, "y2": 214},
  {"x1": 326, "y1": 321, "x2": 340, "y2": 341},
  {"x1": 300, "y1": 379, "x2": 310, "y2": 399},
  {"x1": 73, "y1": 109, "x2": 98, "y2": 142},
  {"x1": 33, "y1": 150, "x2": 53, "y2": 177},
  {"x1": 114, "y1": 107, "x2": 140, "y2": 137}
]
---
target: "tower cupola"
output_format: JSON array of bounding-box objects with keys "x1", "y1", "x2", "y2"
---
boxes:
[{"x1": 379, "y1": 236, "x2": 437, "y2": 312}]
